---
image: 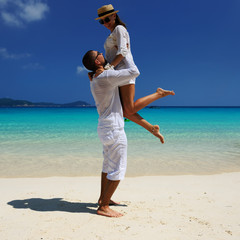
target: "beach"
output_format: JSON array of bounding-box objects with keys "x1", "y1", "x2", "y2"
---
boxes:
[
  {"x1": 1, "y1": 107, "x2": 240, "y2": 239},
  {"x1": 1, "y1": 173, "x2": 240, "y2": 240}
]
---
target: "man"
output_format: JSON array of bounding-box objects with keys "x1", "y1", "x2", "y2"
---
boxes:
[{"x1": 82, "y1": 50, "x2": 140, "y2": 217}]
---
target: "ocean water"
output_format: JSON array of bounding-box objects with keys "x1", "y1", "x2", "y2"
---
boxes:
[{"x1": 0, "y1": 107, "x2": 240, "y2": 177}]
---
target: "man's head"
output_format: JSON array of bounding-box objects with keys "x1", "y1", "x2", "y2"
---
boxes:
[{"x1": 82, "y1": 50, "x2": 106, "y2": 72}]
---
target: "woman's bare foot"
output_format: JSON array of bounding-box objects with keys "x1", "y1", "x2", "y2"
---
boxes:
[
  {"x1": 98, "y1": 199, "x2": 120, "y2": 206},
  {"x1": 151, "y1": 125, "x2": 164, "y2": 143},
  {"x1": 157, "y1": 88, "x2": 175, "y2": 98},
  {"x1": 97, "y1": 206, "x2": 123, "y2": 218}
]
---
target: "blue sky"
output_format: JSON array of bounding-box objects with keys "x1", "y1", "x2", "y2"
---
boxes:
[{"x1": 0, "y1": 0, "x2": 239, "y2": 106}]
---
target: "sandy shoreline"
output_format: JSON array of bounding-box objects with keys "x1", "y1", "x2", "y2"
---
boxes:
[{"x1": 1, "y1": 173, "x2": 240, "y2": 240}]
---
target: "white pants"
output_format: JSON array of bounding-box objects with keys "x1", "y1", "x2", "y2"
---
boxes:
[{"x1": 97, "y1": 127, "x2": 127, "y2": 181}]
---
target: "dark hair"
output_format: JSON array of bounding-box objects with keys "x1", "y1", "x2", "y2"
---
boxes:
[
  {"x1": 115, "y1": 14, "x2": 127, "y2": 29},
  {"x1": 82, "y1": 50, "x2": 97, "y2": 72}
]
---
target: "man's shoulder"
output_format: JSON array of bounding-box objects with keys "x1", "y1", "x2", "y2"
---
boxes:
[
  {"x1": 93, "y1": 71, "x2": 110, "y2": 83},
  {"x1": 97, "y1": 69, "x2": 120, "y2": 77}
]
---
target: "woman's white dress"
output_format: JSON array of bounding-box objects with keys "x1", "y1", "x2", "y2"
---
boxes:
[{"x1": 104, "y1": 25, "x2": 137, "y2": 85}]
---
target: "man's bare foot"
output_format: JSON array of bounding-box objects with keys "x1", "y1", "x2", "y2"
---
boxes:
[
  {"x1": 157, "y1": 88, "x2": 175, "y2": 98},
  {"x1": 109, "y1": 199, "x2": 120, "y2": 206},
  {"x1": 97, "y1": 206, "x2": 123, "y2": 218},
  {"x1": 98, "y1": 199, "x2": 120, "y2": 206},
  {"x1": 151, "y1": 125, "x2": 164, "y2": 143}
]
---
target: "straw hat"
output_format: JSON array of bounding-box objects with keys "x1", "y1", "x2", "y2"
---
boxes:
[{"x1": 95, "y1": 4, "x2": 119, "y2": 20}]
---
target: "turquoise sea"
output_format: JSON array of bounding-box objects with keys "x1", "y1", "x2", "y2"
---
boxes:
[{"x1": 0, "y1": 107, "x2": 240, "y2": 177}]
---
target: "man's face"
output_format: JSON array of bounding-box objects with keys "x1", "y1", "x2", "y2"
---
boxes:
[{"x1": 94, "y1": 51, "x2": 106, "y2": 66}]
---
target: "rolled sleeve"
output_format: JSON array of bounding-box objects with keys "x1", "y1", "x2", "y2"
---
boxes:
[
  {"x1": 114, "y1": 26, "x2": 129, "y2": 57},
  {"x1": 106, "y1": 65, "x2": 140, "y2": 87}
]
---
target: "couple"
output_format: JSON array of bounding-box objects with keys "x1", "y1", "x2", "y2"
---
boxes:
[{"x1": 82, "y1": 4, "x2": 175, "y2": 218}]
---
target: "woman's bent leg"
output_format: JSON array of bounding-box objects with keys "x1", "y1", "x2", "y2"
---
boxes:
[{"x1": 124, "y1": 112, "x2": 164, "y2": 143}]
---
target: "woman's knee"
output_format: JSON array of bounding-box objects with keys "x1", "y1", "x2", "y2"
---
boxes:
[{"x1": 123, "y1": 111, "x2": 129, "y2": 118}]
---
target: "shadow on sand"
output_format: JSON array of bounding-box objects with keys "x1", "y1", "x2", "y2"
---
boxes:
[{"x1": 8, "y1": 198, "x2": 98, "y2": 215}]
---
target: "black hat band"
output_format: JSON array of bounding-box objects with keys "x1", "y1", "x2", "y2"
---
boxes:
[{"x1": 98, "y1": 9, "x2": 115, "y2": 17}]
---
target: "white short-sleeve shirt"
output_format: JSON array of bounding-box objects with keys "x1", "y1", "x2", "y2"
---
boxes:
[{"x1": 104, "y1": 25, "x2": 136, "y2": 85}]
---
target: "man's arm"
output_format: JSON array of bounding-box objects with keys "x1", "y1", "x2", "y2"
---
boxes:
[{"x1": 105, "y1": 64, "x2": 140, "y2": 87}]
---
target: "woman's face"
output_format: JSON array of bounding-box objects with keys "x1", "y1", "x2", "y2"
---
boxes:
[{"x1": 100, "y1": 14, "x2": 116, "y2": 31}]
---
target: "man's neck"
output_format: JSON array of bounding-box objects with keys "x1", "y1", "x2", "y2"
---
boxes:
[{"x1": 94, "y1": 66, "x2": 105, "y2": 77}]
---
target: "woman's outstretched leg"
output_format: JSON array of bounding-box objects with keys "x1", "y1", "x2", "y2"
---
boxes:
[{"x1": 119, "y1": 84, "x2": 175, "y2": 116}]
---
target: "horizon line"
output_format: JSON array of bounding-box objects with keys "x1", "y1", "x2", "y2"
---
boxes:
[
  {"x1": 0, "y1": 98, "x2": 239, "y2": 108},
  {"x1": 0, "y1": 106, "x2": 239, "y2": 108}
]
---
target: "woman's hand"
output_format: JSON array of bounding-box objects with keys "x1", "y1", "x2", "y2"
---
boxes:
[
  {"x1": 104, "y1": 63, "x2": 114, "y2": 70},
  {"x1": 88, "y1": 72, "x2": 94, "y2": 81}
]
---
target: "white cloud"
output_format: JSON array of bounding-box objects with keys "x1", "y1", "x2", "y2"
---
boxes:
[
  {"x1": 22, "y1": 62, "x2": 44, "y2": 70},
  {"x1": 0, "y1": 47, "x2": 31, "y2": 59},
  {"x1": 17, "y1": 0, "x2": 49, "y2": 22},
  {"x1": 76, "y1": 66, "x2": 87, "y2": 74},
  {"x1": 0, "y1": 48, "x2": 44, "y2": 70},
  {"x1": 0, "y1": 0, "x2": 8, "y2": 7},
  {"x1": 1, "y1": 11, "x2": 22, "y2": 26},
  {"x1": 0, "y1": 0, "x2": 49, "y2": 27}
]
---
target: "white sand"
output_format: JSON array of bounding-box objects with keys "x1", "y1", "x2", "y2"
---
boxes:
[{"x1": 0, "y1": 173, "x2": 240, "y2": 240}]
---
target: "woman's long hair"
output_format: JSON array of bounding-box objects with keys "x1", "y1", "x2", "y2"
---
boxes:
[{"x1": 115, "y1": 14, "x2": 127, "y2": 29}]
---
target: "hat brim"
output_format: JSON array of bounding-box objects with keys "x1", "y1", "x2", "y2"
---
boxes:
[{"x1": 95, "y1": 10, "x2": 119, "y2": 20}]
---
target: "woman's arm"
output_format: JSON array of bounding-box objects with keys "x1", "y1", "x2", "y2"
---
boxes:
[
  {"x1": 110, "y1": 26, "x2": 129, "y2": 68},
  {"x1": 111, "y1": 54, "x2": 124, "y2": 67}
]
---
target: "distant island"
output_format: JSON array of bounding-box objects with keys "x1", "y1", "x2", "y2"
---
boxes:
[
  {"x1": 1, "y1": 98, "x2": 238, "y2": 108},
  {"x1": 0, "y1": 98, "x2": 92, "y2": 108}
]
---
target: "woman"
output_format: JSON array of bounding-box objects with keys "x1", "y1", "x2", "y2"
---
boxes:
[{"x1": 95, "y1": 4, "x2": 175, "y2": 143}]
